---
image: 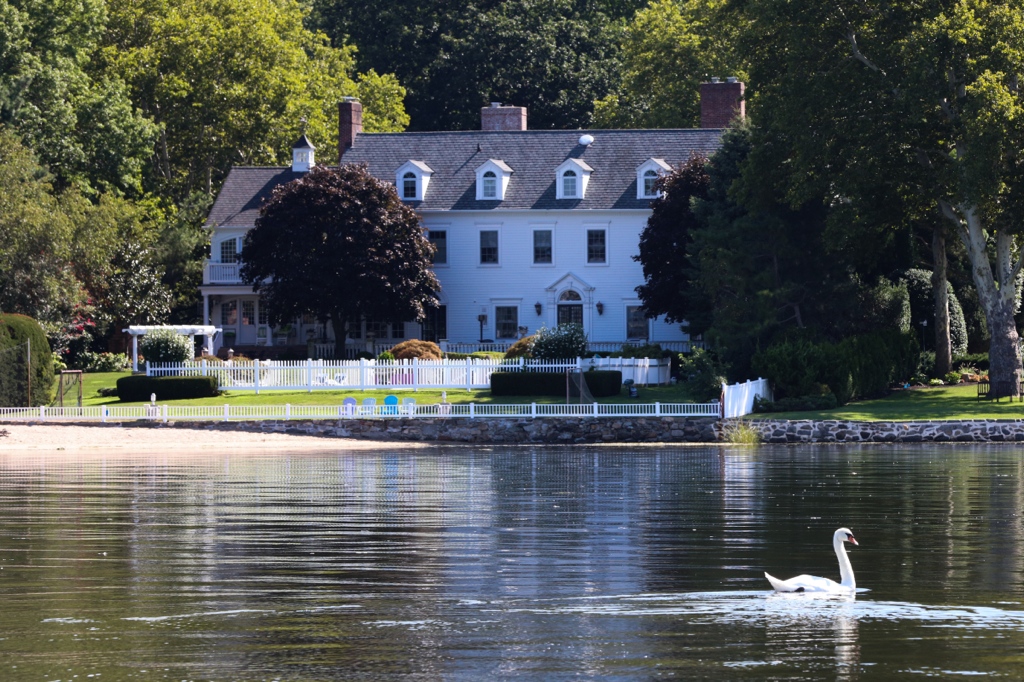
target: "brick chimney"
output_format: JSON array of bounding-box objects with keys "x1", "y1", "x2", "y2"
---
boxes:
[
  {"x1": 700, "y1": 77, "x2": 745, "y2": 128},
  {"x1": 481, "y1": 102, "x2": 527, "y2": 131},
  {"x1": 338, "y1": 97, "x2": 363, "y2": 161}
]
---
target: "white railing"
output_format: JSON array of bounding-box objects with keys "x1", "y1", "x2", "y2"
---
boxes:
[
  {"x1": 0, "y1": 401, "x2": 721, "y2": 423},
  {"x1": 721, "y1": 377, "x2": 772, "y2": 418},
  {"x1": 146, "y1": 357, "x2": 671, "y2": 392},
  {"x1": 204, "y1": 262, "x2": 241, "y2": 284}
]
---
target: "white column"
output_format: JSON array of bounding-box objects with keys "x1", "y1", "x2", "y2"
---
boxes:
[{"x1": 132, "y1": 334, "x2": 139, "y2": 373}]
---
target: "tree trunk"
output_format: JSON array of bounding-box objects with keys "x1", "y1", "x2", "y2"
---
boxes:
[
  {"x1": 931, "y1": 225, "x2": 952, "y2": 376},
  {"x1": 332, "y1": 314, "x2": 348, "y2": 359},
  {"x1": 941, "y1": 201, "x2": 1023, "y2": 397}
]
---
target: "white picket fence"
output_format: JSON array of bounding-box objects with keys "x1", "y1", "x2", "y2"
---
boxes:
[
  {"x1": 721, "y1": 377, "x2": 772, "y2": 418},
  {"x1": 146, "y1": 357, "x2": 670, "y2": 393},
  {"x1": 0, "y1": 401, "x2": 721, "y2": 423}
]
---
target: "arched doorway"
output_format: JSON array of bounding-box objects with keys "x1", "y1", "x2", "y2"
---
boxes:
[{"x1": 557, "y1": 290, "x2": 583, "y2": 328}]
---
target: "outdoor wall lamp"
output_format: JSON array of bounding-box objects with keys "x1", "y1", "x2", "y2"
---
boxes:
[
  {"x1": 535, "y1": 302, "x2": 543, "y2": 315},
  {"x1": 596, "y1": 301, "x2": 604, "y2": 315}
]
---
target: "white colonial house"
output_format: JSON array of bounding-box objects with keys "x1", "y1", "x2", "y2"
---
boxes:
[{"x1": 200, "y1": 81, "x2": 744, "y2": 356}]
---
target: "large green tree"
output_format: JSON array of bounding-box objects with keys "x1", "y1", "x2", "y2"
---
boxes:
[
  {"x1": 740, "y1": 0, "x2": 1024, "y2": 396},
  {"x1": 99, "y1": 0, "x2": 408, "y2": 201},
  {"x1": 312, "y1": 0, "x2": 623, "y2": 130},
  {"x1": 0, "y1": 0, "x2": 157, "y2": 194},
  {"x1": 240, "y1": 165, "x2": 440, "y2": 356},
  {"x1": 594, "y1": 0, "x2": 746, "y2": 129}
]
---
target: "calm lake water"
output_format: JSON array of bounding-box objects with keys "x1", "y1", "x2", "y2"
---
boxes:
[{"x1": 0, "y1": 443, "x2": 1022, "y2": 680}]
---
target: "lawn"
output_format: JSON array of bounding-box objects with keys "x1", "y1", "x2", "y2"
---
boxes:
[
  {"x1": 78, "y1": 372, "x2": 706, "y2": 407},
  {"x1": 759, "y1": 384, "x2": 1024, "y2": 421}
]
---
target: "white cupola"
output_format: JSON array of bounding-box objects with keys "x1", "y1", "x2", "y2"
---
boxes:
[
  {"x1": 291, "y1": 134, "x2": 315, "y2": 172},
  {"x1": 395, "y1": 160, "x2": 434, "y2": 201},
  {"x1": 475, "y1": 159, "x2": 513, "y2": 201},
  {"x1": 636, "y1": 158, "x2": 671, "y2": 199},
  {"x1": 555, "y1": 158, "x2": 593, "y2": 200}
]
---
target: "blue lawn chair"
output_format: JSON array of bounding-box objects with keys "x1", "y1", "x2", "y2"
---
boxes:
[
  {"x1": 383, "y1": 395, "x2": 399, "y2": 415},
  {"x1": 342, "y1": 396, "x2": 357, "y2": 416}
]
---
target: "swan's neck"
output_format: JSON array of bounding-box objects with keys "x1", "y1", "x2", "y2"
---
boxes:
[{"x1": 834, "y1": 536, "x2": 855, "y2": 589}]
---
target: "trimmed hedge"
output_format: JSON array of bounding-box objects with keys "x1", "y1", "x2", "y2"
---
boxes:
[
  {"x1": 490, "y1": 370, "x2": 622, "y2": 398},
  {"x1": 116, "y1": 376, "x2": 220, "y2": 402},
  {"x1": 752, "y1": 329, "x2": 917, "y2": 405},
  {"x1": 0, "y1": 313, "x2": 54, "y2": 406}
]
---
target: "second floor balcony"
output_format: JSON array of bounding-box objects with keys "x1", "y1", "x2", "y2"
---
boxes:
[{"x1": 204, "y1": 261, "x2": 242, "y2": 284}]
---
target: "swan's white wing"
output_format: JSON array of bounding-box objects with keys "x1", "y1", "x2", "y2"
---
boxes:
[{"x1": 765, "y1": 572, "x2": 845, "y2": 593}]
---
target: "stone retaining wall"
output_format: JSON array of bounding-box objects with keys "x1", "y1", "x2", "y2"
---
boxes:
[
  {"x1": 747, "y1": 419, "x2": 1024, "y2": 443},
  {"x1": 98, "y1": 416, "x2": 1024, "y2": 444},
  {"x1": 150, "y1": 416, "x2": 722, "y2": 444}
]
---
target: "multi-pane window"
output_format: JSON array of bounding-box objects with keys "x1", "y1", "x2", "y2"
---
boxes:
[
  {"x1": 428, "y1": 230, "x2": 447, "y2": 264},
  {"x1": 495, "y1": 306, "x2": 518, "y2": 339},
  {"x1": 480, "y1": 230, "x2": 499, "y2": 264},
  {"x1": 626, "y1": 305, "x2": 649, "y2": 340},
  {"x1": 562, "y1": 170, "x2": 578, "y2": 198},
  {"x1": 366, "y1": 318, "x2": 388, "y2": 339},
  {"x1": 533, "y1": 230, "x2": 552, "y2": 264},
  {"x1": 221, "y1": 300, "x2": 238, "y2": 326},
  {"x1": 587, "y1": 229, "x2": 606, "y2": 263},
  {"x1": 391, "y1": 322, "x2": 405, "y2": 339},
  {"x1": 241, "y1": 301, "x2": 255, "y2": 325},
  {"x1": 348, "y1": 321, "x2": 361, "y2": 339},
  {"x1": 258, "y1": 304, "x2": 269, "y2": 325},
  {"x1": 482, "y1": 171, "x2": 497, "y2": 199},
  {"x1": 422, "y1": 306, "x2": 447, "y2": 342},
  {"x1": 219, "y1": 239, "x2": 238, "y2": 263},
  {"x1": 643, "y1": 170, "x2": 659, "y2": 198},
  {"x1": 402, "y1": 172, "x2": 417, "y2": 199}
]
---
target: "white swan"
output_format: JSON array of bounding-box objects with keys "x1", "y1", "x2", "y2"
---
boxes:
[{"x1": 765, "y1": 528, "x2": 858, "y2": 593}]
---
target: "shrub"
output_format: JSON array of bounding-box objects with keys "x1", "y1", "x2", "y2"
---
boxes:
[
  {"x1": 616, "y1": 343, "x2": 669, "y2": 359},
  {"x1": 377, "y1": 350, "x2": 396, "y2": 361},
  {"x1": 490, "y1": 370, "x2": 622, "y2": 397},
  {"x1": 531, "y1": 323, "x2": 587, "y2": 360},
  {"x1": 390, "y1": 339, "x2": 442, "y2": 360},
  {"x1": 753, "y1": 329, "x2": 917, "y2": 405},
  {"x1": 944, "y1": 371, "x2": 962, "y2": 385},
  {"x1": 954, "y1": 352, "x2": 989, "y2": 371},
  {"x1": 677, "y1": 348, "x2": 727, "y2": 402},
  {"x1": 504, "y1": 335, "x2": 537, "y2": 359},
  {"x1": 139, "y1": 330, "x2": 193, "y2": 365},
  {"x1": 0, "y1": 313, "x2": 54, "y2": 406},
  {"x1": 80, "y1": 351, "x2": 131, "y2": 373},
  {"x1": 116, "y1": 376, "x2": 220, "y2": 402},
  {"x1": 754, "y1": 393, "x2": 839, "y2": 413}
]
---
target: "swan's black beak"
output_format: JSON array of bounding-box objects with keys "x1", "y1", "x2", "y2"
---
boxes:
[{"x1": 847, "y1": 534, "x2": 858, "y2": 546}]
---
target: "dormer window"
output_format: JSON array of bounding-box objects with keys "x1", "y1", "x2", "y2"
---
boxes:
[
  {"x1": 636, "y1": 158, "x2": 672, "y2": 199},
  {"x1": 555, "y1": 158, "x2": 593, "y2": 200},
  {"x1": 475, "y1": 159, "x2": 513, "y2": 201},
  {"x1": 395, "y1": 160, "x2": 433, "y2": 201},
  {"x1": 563, "y1": 170, "x2": 577, "y2": 197}
]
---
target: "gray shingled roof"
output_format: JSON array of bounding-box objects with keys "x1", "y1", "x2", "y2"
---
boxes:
[{"x1": 205, "y1": 128, "x2": 723, "y2": 227}]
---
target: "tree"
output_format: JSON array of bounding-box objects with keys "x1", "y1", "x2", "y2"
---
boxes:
[
  {"x1": 634, "y1": 155, "x2": 710, "y2": 325},
  {"x1": 99, "y1": 0, "x2": 408, "y2": 201},
  {"x1": 0, "y1": 128, "x2": 86, "y2": 322},
  {"x1": 594, "y1": 0, "x2": 746, "y2": 129},
  {"x1": 0, "y1": 0, "x2": 157, "y2": 194},
  {"x1": 739, "y1": 0, "x2": 1024, "y2": 396},
  {"x1": 240, "y1": 165, "x2": 440, "y2": 356},
  {"x1": 312, "y1": 0, "x2": 622, "y2": 131}
]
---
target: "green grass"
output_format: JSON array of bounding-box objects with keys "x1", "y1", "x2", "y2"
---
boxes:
[
  {"x1": 79, "y1": 372, "x2": 706, "y2": 407},
  {"x1": 757, "y1": 384, "x2": 1024, "y2": 421}
]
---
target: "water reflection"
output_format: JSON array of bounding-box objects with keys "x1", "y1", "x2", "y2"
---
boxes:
[{"x1": 0, "y1": 445, "x2": 1022, "y2": 680}]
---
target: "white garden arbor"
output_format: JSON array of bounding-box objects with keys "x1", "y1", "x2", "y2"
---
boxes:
[{"x1": 123, "y1": 325, "x2": 221, "y2": 372}]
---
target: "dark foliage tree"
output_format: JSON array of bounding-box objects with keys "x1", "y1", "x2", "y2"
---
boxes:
[
  {"x1": 312, "y1": 0, "x2": 622, "y2": 131},
  {"x1": 634, "y1": 155, "x2": 710, "y2": 326},
  {"x1": 739, "y1": 0, "x2": 1024, "y2": 396},
  {"x1": 240, "y1": 165, "x2": 440, "y2": 356}
]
